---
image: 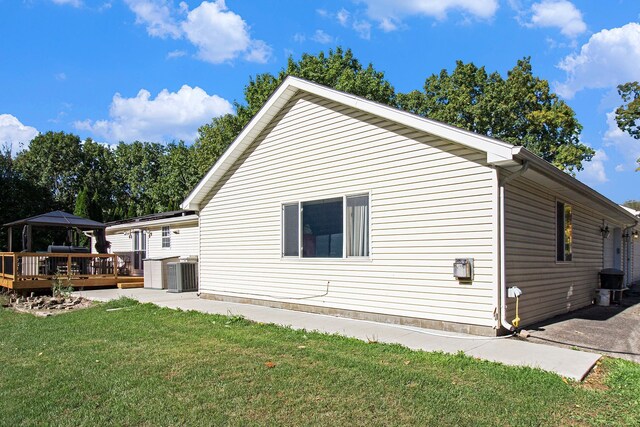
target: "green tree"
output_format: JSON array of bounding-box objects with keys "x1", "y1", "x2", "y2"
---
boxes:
[
  {"x1": 615, "y1": 82, "x2": 640, "y2": 139},
  {"x1": 0, "y1": 146, "x2": 55, "y2": 250},
  {"x1": 615, "y1": 82, "x2": 640, "y2": 170},
  {"x1": 194, "y1": 48, "x2": 396, "y2": 177},
  {"x1": 73, "y1": 186, "x2": 91, "y2": 219},
  {"x1": 623, "y1": 200, "x2": 640, "y2": 211},
  {"x1": 80, "y1": 138, "x2": 117, "y2": 221},
  {"x1": 155, "y1": 141, "x2": 200, "y2": 211},
  {"x1": 113, "y1": 141, "x2": 165, "y2": 218},
  {"x1": 397, "y1": 58, "x2": 591, "y2": 172},
  {"x1": 14, "y1": 131, "x2": 85, "y2": 211}
]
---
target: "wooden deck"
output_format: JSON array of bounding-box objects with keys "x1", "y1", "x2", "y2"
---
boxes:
[{"x1": 0, "y1": 252, "x2": 142, "y2": 290}]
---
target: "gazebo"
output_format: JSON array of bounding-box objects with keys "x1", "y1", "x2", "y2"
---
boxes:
[
  {"x1": 4, "y1": 210, "x2": 107, "y2": 252},
  {"x1": 1, "y1": 211, "x2": 140, "y2": 291}
]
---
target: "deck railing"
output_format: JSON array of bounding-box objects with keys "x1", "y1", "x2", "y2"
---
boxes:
[{"x1": 0, "y1": 252, "x2": 132, "y2": 282}]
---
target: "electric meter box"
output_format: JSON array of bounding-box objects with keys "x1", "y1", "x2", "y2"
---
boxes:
[{"x1": 453, "y1": 258, "x2": 474, "y2": 281}]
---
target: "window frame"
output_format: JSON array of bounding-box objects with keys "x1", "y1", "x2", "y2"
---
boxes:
[
  {"x1": 281, "y1": 192, "x2": 371, "y2": 260},
  {"x1": 161, "y1": 226, "x2": 171, "y2": 249},
  {"x1": 556, "y1": 200, "x2": 573, "y2": 262}
]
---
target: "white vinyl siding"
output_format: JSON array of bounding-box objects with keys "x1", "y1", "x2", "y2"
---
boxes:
[
  {"x1": 101, "y1": 220, "x2": 199, "y2": 259},
  {"x1": 198, "y1": 92, "x2": 497, "y2": 327},
  {"x1": 504, "y1": 178, "x2": 608, "y2": 325}
]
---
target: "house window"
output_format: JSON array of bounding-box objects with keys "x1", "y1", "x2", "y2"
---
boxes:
[
  {"x1": 282, "y1": 194, "x2": 369, "y2": 258},
  {"x1": 346, "y1": 195, "x2": 369, "y2": 257},
  {"x1": 556, "y1": 202, "x2": 572, "y2": 261},
  {"x1": 162, "y1": 226, "x2": 171, "y2": 248},
  {"x1": 282, "y1": 204, "x2": 299, "y2": 257}
]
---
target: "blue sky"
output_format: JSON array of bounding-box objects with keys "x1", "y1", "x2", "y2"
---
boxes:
[{"x1": 0, "y1": 0, "x2": 638, "y2": 203}]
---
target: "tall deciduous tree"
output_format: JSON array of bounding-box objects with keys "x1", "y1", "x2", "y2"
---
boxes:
[
  {"x1": 14, "y1": 131, "x2": 85, "y2": 211},
  {"x1": 615, "y1": 82, "x2": 640, "y2": 170},
  {"x1": 0, "y1": 146, "x2": 54, "y2": 250},
  {"x1": 155, "y1": 141, "x2": 200, "y2": 211},
  {"x1": 397, "y1": 58, "x2": 591, "y2": 172}
]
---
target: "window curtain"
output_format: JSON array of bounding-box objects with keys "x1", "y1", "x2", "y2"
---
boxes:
[{"x1": 347, "y1": 196, "x2": 369, "y2": 257}]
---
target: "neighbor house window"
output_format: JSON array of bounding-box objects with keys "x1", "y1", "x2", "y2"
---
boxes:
[
  {"x1": 282, "y1": 194, "x2": 369, "y2": 258},
  {"x1": 162, "y1": 226, "x2": 171, "y2": 248},
  {"x1": 556, "y1": 202, "x2": 572, "y2": 261}
]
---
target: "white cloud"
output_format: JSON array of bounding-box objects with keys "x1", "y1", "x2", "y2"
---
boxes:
[
  {"x1": 54, "y1": 72, "x2": 67, "y2": 81},
  {"x1": 357, "y1": 0, "x2": 499, "y2": 30},
  {"x1": 578, "y1": 148, "x2": 608, "y2": 184},
  {"x1": 293, "y1": 33, "x2": 306, "y2": 43},
  {"x1": 337, "y1": 8, "x2": 350, "y2": 26},
  {"x1": 311, "y1": 30, "x2": 334, "y2": 44},
  {"x1": 124, "y1": 0, "x2": 271, "y2": 63},
  {"x1": 181, "y1": 1, "x2": 271, "y2": 64},
  {"x1": 124, "y1": 0, "x2": 181, "y2": 39},
  {"x1": 527, "y1": 0, "x2": 586, "y2": 38},
  {"x1": 74, "y1": 85, "x2": 233, "y2": 143},
  {"x1": 52, "y1": 0, "x2": 82, "y2": 7},
  {"x1": 166, "y1": 49, "x2": 186, "y2": 59},
  {"x1": 353, "y1": 20, "x2": 372, "y2": 39},
  {"x1": 0, "y1": 114, "x2": 39, "y2": 154},
  {"x1": 604, "y1": 109, "x2": 640, "y2": 171},
  {"x1": 555, "y1": 23, "x2": 640, "y2": 98}
]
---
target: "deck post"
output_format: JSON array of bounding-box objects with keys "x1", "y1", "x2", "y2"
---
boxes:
[
  {"x1": 113, "y1": 254, "x2": 118, "y2": 279},
  {"x1": 67, "y1": 254, "x2": 72, "y2": 278},
  {"x1": 13, "y1": 254, "x2": 17, "y2": 279}
]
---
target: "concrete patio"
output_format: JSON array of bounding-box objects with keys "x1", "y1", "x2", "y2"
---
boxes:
[{"x1": 73, "y1": 288, "x2": 602, "y2": 381}]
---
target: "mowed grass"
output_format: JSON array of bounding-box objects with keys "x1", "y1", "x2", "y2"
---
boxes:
[{"x1": 1, "y1": 299, "x2": 638, "y2": 426}]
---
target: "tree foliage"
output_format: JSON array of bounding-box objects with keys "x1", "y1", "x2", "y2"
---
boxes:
[
  {"x1": 615, "y1": 82, "x2": 640, "y2": 139},
  {"x1": 623, "y1": 200, "x2": 640, "y2": 211},
  {"x1": 397, "y1": 58, "x2": 591, "y2": 172}
]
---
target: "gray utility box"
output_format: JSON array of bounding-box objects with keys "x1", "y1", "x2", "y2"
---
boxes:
[
  {"x1": 167, "y1": 262, "x2": 198, "y2": 293},
  {"x1": 143, "y1": 257, "x2": 179, "y2": 290},
  {"x1": 453, "y1": 258, "x2": 474, "y2": 281}
]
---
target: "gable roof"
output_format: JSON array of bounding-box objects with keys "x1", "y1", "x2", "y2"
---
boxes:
[
  {"x1": 181, "y1": 77, "x2": 636, "y2": 225},
  {"x1": 182, "y1": 76, "x2": 517, "y2": 211},
  {"x1": 4, "y1": 211, "x2": 106, "y2": 229}
]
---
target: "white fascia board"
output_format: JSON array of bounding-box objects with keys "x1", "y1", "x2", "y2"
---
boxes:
[
  {"x1": 181, "y1": 83, "x2": 300, "y2": 210},
  {"x1": 106, "y1": 214, "x2": 199, "y2": 233},
  {"x1": 291, "y1": 78, "x2": 514, "y2": 161},
  {"x1": 512, "y1": 146, "x2": 637, "y2": 225},
  {"x1": 181, "y1": 76, "x2": 516, "y2": 210}
]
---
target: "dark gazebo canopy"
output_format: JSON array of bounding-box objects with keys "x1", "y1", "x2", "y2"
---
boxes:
[
  {"x1": 4, "y1": 211, "x2": 106, "y2": 230},
  {"x1": 4, "y1": 211, "x2": 107, "y2": 253}
]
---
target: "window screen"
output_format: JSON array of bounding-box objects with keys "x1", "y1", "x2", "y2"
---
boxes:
[{"x1": 283, "y1": 204, "x2": 299, "y2": 256}]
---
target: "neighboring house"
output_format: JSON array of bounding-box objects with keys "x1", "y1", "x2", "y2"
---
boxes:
[
  {"x1": 621, "y1": 206, "x2": 640, "y2": 285},
  {"x1": 181, "y1": 76, "x2": 638, "y2": 335},
  {"x1": 99, "y1": 210, "x2": 199, "y2": 276}
]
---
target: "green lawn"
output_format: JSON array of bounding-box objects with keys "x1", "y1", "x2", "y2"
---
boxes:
[{"x1": 0, "y1": 299, "x2": 638, "y2": 426}]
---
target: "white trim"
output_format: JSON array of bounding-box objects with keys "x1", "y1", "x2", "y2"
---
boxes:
[
  {"x1": 106, "y1": 214, "x2": 198, "y2": 233},
  {"x1": 182, "y1": 76, "x2": 514, "y2": 211}
]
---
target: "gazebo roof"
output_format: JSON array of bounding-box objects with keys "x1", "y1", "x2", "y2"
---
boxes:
[{"x1": 3, "y1": 211, "x2": 106, "y2": 230}]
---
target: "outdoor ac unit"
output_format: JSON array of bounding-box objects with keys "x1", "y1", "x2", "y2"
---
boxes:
[{"x1": 167, "y1": 262, "x2": 198, "y2": 293}]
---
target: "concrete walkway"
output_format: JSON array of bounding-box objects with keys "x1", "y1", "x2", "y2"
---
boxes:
[{"x1": 73, "y1": 288, "x2": 600, "y2": 381}]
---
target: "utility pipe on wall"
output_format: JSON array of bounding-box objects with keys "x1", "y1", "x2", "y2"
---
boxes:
[{"x1": 498, "y1": 160, "x2": 529, "y2": 331}]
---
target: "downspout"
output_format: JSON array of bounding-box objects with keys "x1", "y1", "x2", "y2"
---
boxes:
[{"x1": 498, "y1": 160, "x2": 529, "y2": 331}]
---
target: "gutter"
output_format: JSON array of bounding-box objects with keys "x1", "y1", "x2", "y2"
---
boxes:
[{"x1": 497, "y1": 160, "x2": 529, "y2": 331}]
